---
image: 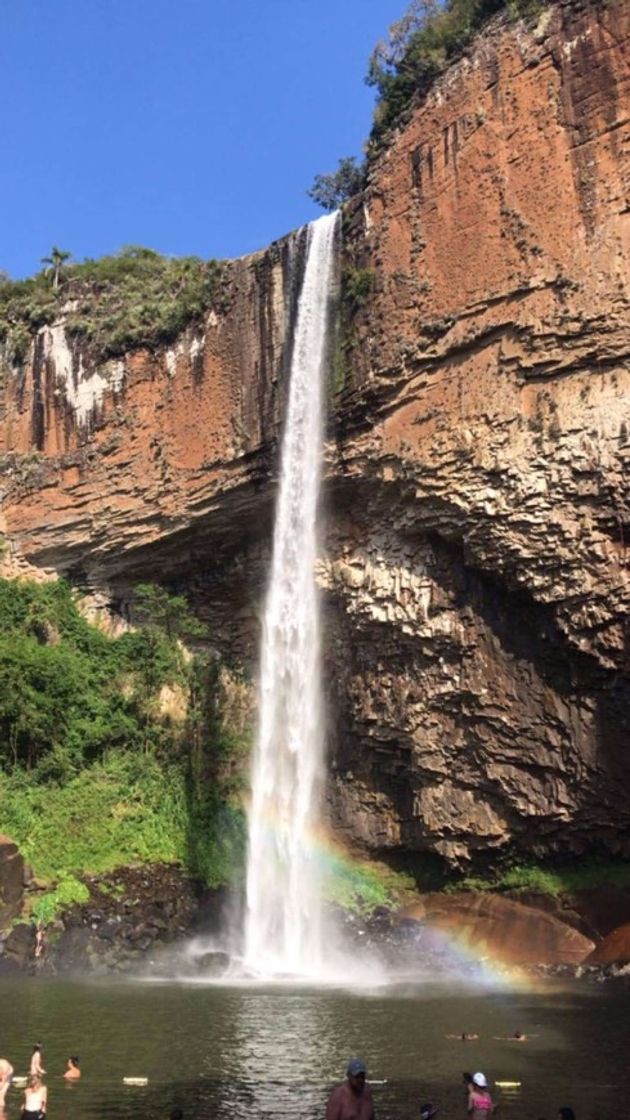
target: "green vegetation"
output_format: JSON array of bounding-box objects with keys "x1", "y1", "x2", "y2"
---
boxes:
[
  {"x1": 367, "y1": 0, "x2": 550, "y2": 149},
  {"x1": 0, "y1": 578, "x2": 248, "y2": 909},
  {"x1": 323, "y1": 855, "x2": 416, "y2": 915},
  {"x1": 453, "y1": 859, "x2": 630, "y2": 898},
  {"x1": 307, "y1": 156, "x2": 366, "y2": 211},
  {"x1": 331, "y1": 266, "x2": 378, "y2": 395},
  {"x1": 0, "y1": 245, "x2": 225, "y2": 368},
  {"x1": 31, "y1": 876, "x2": 90, "y2": 926},
  {"x1": 343, "y1": 266, "x2": 376, "y2": 312}
]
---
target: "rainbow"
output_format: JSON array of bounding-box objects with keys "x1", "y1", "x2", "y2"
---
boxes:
[{"x1": 244, "y1": 809, "x2": 540, "y2": 991}]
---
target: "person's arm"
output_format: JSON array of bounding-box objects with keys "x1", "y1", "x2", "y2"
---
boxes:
[{"x1": 326, "y1": 1088, "x2": 341, "y2": 1120}]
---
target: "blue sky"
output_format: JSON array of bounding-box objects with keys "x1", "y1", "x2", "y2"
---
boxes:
[{"x1": 1, "y1": 0, "x2": 405, "y2": 278}]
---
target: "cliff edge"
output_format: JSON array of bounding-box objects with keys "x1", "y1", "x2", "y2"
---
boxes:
[{"x1": 1, "y1": 0, "x2": 628, "y2": 868}]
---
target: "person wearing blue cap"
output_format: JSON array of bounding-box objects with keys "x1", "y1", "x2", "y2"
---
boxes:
[{"x1": 325, "y1": 1058, "x2": 375, "y2": 1120}]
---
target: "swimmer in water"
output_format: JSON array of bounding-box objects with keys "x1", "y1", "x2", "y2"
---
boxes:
[
  {"x1": 467, "y1": 1072, "x2": 495, "y2": 1118},
  {"x1": 21, "y1": 1075, "x2": 47, "y2": 1120},
  {"x1": 63, "y1": 1057, "x2": 81, "y2": 1082},
  {"x1": 0, "y1": 1058, "x2": 14, "y2": 1111},
  {"x1": 445, "y1": 1033, "x2": 479, "y2": 1041},
  {"x1": 493, "y1": 1031, "x2": 536, "y2": 1042},
  {"x1": 30, "y1": 1045, "x2": 45, "y2": 1078}
]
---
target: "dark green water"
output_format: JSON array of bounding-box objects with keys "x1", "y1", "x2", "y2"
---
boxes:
[{"x1": 0, "y1": 977, "x2": 627, "y2": 1120}]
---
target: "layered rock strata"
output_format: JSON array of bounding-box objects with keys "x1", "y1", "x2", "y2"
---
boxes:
[{"x1": 1, "y1": 0, "x2": 628, "y2": 866}]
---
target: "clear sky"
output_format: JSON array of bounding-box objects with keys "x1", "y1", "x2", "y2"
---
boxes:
[{"x1": 1, "y1": 0, "x2": 405, "y2": 278}]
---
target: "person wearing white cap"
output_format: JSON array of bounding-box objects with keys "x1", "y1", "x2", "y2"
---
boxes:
[{"x1": 467, "y1": 1072, "x2": 495, "y2": 1117}]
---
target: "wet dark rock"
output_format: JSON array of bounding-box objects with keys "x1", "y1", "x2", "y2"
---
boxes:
[
  {"x1": 195, "y1": 951, "x2": 230, "y2": 976},
  {"x1": 39, "y1": 865, "x2": 224, "y2": 974},
  {"x1": 0, "y1": 836, "x2": 25, "y2": 926},
  {"x1": 0, "y1": 922, "x2": 35, "y2": 973}
]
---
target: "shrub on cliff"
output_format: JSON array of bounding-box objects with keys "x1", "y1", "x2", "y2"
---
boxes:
[
  {"x1": 367, "y1": 0, "x2": 551, "y2": 149},
  {"x1": 0, "y1": 245, "x2": 225, "y2": 369},
  {"x1": 307, "y1": 156, "x2": 367, "y2": 211}
]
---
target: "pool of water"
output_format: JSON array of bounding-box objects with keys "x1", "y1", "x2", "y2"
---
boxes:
[{"x1": 0, "y1": 976, "x2": 627, "y2": 1120}]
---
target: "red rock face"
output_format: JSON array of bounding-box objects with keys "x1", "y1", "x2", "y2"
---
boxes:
[
  {"x1": 403, "y1": 891, "x2": 594, "y2": 965},
  {"x1": 325, "y1": 0, "x2": 630, "y2": 865},
  {"x1": 587, "y1": 921, "x2": 630, "y2": 964},
  {"x1": 0, "y1": 1, "x2": 628, "y2": 866}
]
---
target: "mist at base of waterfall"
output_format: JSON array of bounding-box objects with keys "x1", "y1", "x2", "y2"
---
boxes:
[{"x1": 139, "y1": 904, "x2": 518, "y2": 992}]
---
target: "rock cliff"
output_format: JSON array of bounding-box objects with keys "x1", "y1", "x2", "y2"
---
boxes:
[{"x1": 1, "y1": 0, "x2": 628, "y2": 868}]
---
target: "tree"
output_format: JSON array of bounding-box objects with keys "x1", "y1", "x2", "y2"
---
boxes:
[
  {"x1": 41, "y1": 246, "x2": 72, "y2": 289},
  {"x1": 307, "y1": 157, "x2": 366, "y2": 212},
  {"x1": 366, "y1": 0, "x2": 436, "y2": 92},
  {"x1": 132, "y1": 583, "x2": 207, "y2": 643}
]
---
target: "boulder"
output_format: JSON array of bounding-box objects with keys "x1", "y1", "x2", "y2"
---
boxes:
[
  {"x1": 400, "y1": 892, "x2": 595, "y2": 966},
  {"x1": 585, "y1": 923, "x2": 630, "y2": 965},
  {"x1": 1, "y1": 923, "x2": 35, "y2": 971},
  {"x1": 0, "y1": 835, "x2": 25, "y2": 925}
]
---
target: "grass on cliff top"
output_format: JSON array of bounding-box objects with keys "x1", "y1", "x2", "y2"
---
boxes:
[{"x1": 0, "y1": 245, "x2": 226, "y2": 368}]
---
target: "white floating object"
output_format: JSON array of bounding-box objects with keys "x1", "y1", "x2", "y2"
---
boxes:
[
  {"x1": 12, "y1": 1077, "x2": 27, "y2": 1088},
  {"x1": 495, "y1": 1081, "x2": 521, "y2": 1089},
  {"x1": 123, "y1": 1078, "x2": 148, "y2": 1086},
  {"x1": 367, "y1": 1080, "x2": 388, "y2": 1085}
]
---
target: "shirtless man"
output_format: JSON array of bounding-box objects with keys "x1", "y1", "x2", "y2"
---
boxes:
[
  {"x1": 63, "y1": 1056, "x2": 81, "y2": 1081},
  {"x1": 0, "y1": 1058, "x2": 13, "y2": 1111},
  {"x1": 326, "y1": 1059, "x2": 375, "y2": 1120}
]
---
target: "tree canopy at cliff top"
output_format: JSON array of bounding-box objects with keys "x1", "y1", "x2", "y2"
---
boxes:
[{"x1": 367, "y1": 0, "x2": 554, "y2": 148}]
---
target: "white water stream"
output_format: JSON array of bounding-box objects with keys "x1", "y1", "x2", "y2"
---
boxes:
[{"x1": 243, "y1": 213, "x2": 338, "y2": 978}]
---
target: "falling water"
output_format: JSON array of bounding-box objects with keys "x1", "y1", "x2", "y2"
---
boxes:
[{"x1": 244, "y1": 212, "x2": 338, "y2": 978}]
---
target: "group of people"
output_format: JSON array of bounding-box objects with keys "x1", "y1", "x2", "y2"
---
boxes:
[
  {"x1": 446, "y1": 1031, "x2": 533, "y2": 1043},
  {"x1": 0, "y1": 1045, "x2": 80, "y2": 1119},
  {"x1": 326, "y1": 1057, "x2": 577, "y2": 1120}
]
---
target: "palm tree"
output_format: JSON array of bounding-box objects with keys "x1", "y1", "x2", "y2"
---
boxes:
[{"x1": 41, "y1": 246, "x2": 72, "y2": 289}]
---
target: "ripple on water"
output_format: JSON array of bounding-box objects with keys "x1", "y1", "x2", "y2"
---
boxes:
[{"x1": 0, "y1": 976, "x2": 629, "y2": 1120}]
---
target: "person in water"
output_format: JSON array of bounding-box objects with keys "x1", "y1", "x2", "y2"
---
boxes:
[
  {"x1": 21, "y1": 1074, "x2": 47, "y2": 1120},
  {"x1": 0, "y1": 1058, "x2": 14, "y2": 1110},
  {"x1": 467, "y1": 1072, "x2": 494, "y2": 1117},
  {"x1": 446, "y1": 1033, "x2": 479, "y2": 1041},
  {"x1": 30, "y1": 1046, "x2": 45, "y2": 1078},
  {"x1": 63, "y1": 1057, "x2": 81, "y2": 1081},
  {"x1": 493, "y1": 1030, "x2": 532, "y2": 1042},
  {"x1": 326, "y1": 1058, "x2": 375, "y2": 1120}
]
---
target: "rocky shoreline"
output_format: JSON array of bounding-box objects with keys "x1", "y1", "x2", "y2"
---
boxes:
[
  {"x1": 0, "y1": 844, "x2": 223, "y2": 975},
  {"x1": 4, "y1": 829, "x2": 630, "y2": 980}
]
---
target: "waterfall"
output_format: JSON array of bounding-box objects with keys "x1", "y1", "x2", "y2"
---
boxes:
[{"x1": 244, "y1": 212, "x2": 338, "y2": 978}]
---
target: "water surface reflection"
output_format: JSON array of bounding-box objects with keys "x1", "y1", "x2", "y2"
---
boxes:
[{"x1": 0, "y1": 977, "x2": 628, "y2": 1120}]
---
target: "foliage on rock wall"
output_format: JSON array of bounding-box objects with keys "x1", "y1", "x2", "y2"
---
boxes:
[
  {"x1": 0, "y1": 579, "x2": 247, "y2": 891},
  {"x1": 452, "y1": 859, "x2": 630, "y2": 897},
  {"x1": 0, "y1": 245, "x2": 226, "y2": 368},
  {"x1": 307, "y1": 157, "x2": 367, "y2": 211},
  {"x1": 367, "y1": 0, "x2": 556, "y2": 149}
]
